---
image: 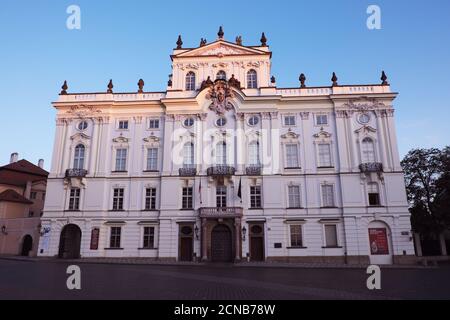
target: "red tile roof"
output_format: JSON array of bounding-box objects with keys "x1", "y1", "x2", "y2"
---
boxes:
[
  {"x1": 0, "y1": 160, "x2": 48, "y2": 177},
  {"x1": 0, "y1": 160, "x2": 48, "y2": 187},
  {"x1": 0, "y1": 189, "x2": 33, "y2": 204}
]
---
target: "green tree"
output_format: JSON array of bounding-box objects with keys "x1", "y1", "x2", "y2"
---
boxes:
[{"x1": 401, "y1": 147, "x2": 450, "y2": 235}]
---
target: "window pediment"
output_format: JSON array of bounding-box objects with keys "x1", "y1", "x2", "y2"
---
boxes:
[
  {"x1": 112, "y1": 136, "x2": 129, "y2": 144},
  {"x1": 354, "y1": 125, "x2": 377, "y2": 135},
  {"x1": 70, "y1": 132, "x2": 91, "y2": 141},
  {"x1": 143, "y1": 135, "x2": 160, "y2": 143},
  {"x1": 313, "y1": 129, "x2": 332, "y2": 139},
  {"x1": 281, "y1": 130, "x2": 300, "y2": 140}
]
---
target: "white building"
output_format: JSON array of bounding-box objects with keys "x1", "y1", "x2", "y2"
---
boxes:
[{"x1": 39, "y1": 28, "x2": 415, "y2": 265}]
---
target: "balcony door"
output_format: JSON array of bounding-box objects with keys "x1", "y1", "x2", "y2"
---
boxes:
[{"x1": 216, "y1": 184, "x2": 227, "y2": 208}]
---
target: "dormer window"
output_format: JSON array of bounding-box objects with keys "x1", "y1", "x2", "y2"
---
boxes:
[
  {"x1": 185, "y1": 72, "x2": 196, "y2": 91},
  {"x1": 247, "y1": 69, "x2": 257, "y2": 89},
  {"x1": 216, "y1": 70, "x2": 227, "y2": 80}
]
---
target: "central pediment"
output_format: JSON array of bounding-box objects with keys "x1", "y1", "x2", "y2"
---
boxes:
[{"x1": 174, "y1": 41, "x2": 269, "y2": 58}]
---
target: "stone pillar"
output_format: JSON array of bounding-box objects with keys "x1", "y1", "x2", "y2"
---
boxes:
[
  {"x1": 439, "y1": 233, "x2": 447, "y2": 256},
  {"x1": 235, "y1": 113, "x2": 245, "y2": 174},
  {"x1": 162, "y1": 115, "x2": 175, "y2": 175},
  {"x1": 234, "y1": 217, "x2": 241, "y2": 262},
  {"x1": 414, "y1": 232, "x2": 423, "y2": 257},
  {"x1": 201, "y1": 218, "x2": 208, "y2": 261}
]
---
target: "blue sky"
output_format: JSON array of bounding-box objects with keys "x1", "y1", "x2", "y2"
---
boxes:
[{"x1": 0, "y1": 0, "x2": 449, "y2": 169}]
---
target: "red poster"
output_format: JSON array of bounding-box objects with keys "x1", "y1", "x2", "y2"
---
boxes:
[
  {"x1": 368, "y1": 228, "x2": 389, "y2": 255},
  {"x1": 90, "y1": 228, "x2": 100, "y2": 250}
]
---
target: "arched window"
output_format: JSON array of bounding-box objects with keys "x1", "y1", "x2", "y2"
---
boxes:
[
  {"x1": 361, "y1": 138, "x2": 375, "y2": 163},
  {"x1": 183, "y1": 142, "x2": 194, "y2": 168},
  {"x1": 248, "y1": 141, "x2": 260, "y2": 165},
  {"x1": 73, "y1": 144, "x2": 85, "y2": 169},
  {"x1": 247, "y1": 69, "x2": 257, "y2": 89},
  {"x1": 185, "y1": 72, "x2": 196, "y2": 91},
  {"x1": 216, "y1": 70, "x2": 227, "y2": 80},
  {"x1": 216, "y1": 142, "x2": 227, "y2": 165}
]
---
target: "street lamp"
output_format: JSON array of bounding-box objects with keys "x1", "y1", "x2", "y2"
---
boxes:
[
  {"x1": 242, "y1": 226, "x2": 247, "y2": 241},
  {"x1": 1, "y1": 225, "x2": 7, "y2": 235}
]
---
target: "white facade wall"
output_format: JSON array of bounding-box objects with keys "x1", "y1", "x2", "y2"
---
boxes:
[{"x1": 38, "y1": 36, "x2": 415, "y2": 264}]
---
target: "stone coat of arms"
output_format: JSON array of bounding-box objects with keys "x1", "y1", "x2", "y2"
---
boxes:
[{"x1": 206, "y1": 80, "x2": 234, "y2": 115}]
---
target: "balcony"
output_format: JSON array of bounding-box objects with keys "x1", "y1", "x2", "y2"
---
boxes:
[
  {"x1": 199, "y1": 207, "x2": 243, "y2": 218},
  {"x1": 206, "y1": 165, "x2": 236, "y2": 177},
  {"x1": 359, "y1": 162, "x2": 383, "y2": 173},
  {"x1": 65, "y1": 168, "x2": 88, "y2": 178},
  {"x1": 179, "y1": 167, "x2": 197, "y2": 177},
  {"x1": 245, "y1": 165, "x2": 262, "y2": 176}
]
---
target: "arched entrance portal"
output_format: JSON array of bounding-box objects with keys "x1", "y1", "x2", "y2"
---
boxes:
[
  {"x1": 21, "y1": 235, "x2": 33, "y2": 256},
  {"x1": 211, "y1": 224, "x2": 233, "y2": 262},
  {"x1": 368, "y1": 221, "x2": 393, "y2": 265},
  {"x1": 59, "y1": 224, "x2": 82, "y2": 259}
]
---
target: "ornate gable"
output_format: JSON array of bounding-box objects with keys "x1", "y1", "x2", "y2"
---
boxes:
[{"x1": 175, "y1": 41, "x2": 268, "y2": 58}]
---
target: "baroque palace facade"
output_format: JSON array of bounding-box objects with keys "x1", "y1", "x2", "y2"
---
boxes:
[{"x1": 38, "y1": 28, "x2": 415, "y2": 264}]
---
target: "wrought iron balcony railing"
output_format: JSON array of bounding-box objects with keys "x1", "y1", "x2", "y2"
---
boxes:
[
  {"x1": 199, "y1": 207, "x2": 243, "y2": 218},
  {"x1": 206, "y1": 165, "x2": 236, "y2": 177},
  {"x1": 246, "y1": 165, "x2": 262, "y2": 176},
  {"x1": 65, "y1": 168, "x2": 88, "y2": 178},
  {"x1": 359, "y1": 162, "x2": 383, "y2": 173},
  {"x1": 179, "y1": 167, "x2": 197, "y2": 177}
]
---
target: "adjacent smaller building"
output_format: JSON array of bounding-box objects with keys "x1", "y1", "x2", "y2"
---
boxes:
[{"x1": 0, "y1": 153, "x2": 48, "y2": 256}]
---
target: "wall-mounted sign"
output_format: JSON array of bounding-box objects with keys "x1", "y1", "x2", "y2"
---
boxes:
[
  {"x1": 90, "y1": 228, "x2": 100, "y2": 250},
  {"x1": 274, "y1": 243, "x2": 282, "y2": 249},
  {"x1": 368, "y1": 228, "x2": 389, "y2": 255}
]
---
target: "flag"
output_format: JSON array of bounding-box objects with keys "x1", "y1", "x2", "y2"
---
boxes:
[{"x1": 237, "y1": 178, "x2": 242, "y2": 201}]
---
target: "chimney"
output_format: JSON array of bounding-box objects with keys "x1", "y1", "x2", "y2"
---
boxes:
[
  {"x1": 38, "y1": 159, "x2": 44, "y2": 169},
  {"x1": 10, "y1": 152, "x2": 18, "y2": 163}
]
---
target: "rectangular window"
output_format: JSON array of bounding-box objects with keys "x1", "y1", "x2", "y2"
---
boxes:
[
  {"x1": 321, "y1": 184, "x2": 335, "y2": 207},
  {"x1": 42, "y1": 192, "x2": 46, "y2": 201},
  {"x1": 290, "y1": 225, "x2": 303, "y2": 247},
  {"x1": 325, "y1": 225, "x2": 338, "y2": 247},
  {"x1": 318, "y1": 143, "x2": 332, "y2": 167},
  {"x1": 145, "y1": 188, "x2": 157, "y2": 210},
  {"x1": 68, "y1": 188, "x2": 80, "y2": 211},
  {"x1": 316, "y1": 114, "x2": 328, "y2": 126},
  {"x1": 146, "y1": 148, "x2": 158, "y2": 171},
  {"x1": 109, "y1": 227, "x2": 122, "y2": 248},
  {"x1": 148, "y1": 119, "x2": 160, "y2": 129},
  {"x1": 369, "y1": 193, "x2": 381, "y2": 206},
  {"x1": 112, "y1": 188, "x2": 124, "y2": 211},
  {"x1": 182, "y1": 187, "x2": 193, "y2": 209},
  {"x1": 288, "y1": 185, "x2": 301, "y2": 208},
  {"x1": 284, "y1": 115, "x2": 296, "y2": 126},
  {"x1": 30, "y1": 192, "x2": 37, "y2": 200},
  {"x1": 285, "y1": 144, "x2": 299, "y2": 168},
  {"x1": 115, "y1": 149, "x2": 127, "y2": 171},
  {"x1": 143, "y1": 226, "x2": 155, "y2": 249},
  {"x1": 118, "y1": 120, "x2": 129, "y2": 130},
  {"x1": 250, "y1": 186, "x2": 262, "y2": 208},
  {"x1": 216, "y1": 185, "x2": 227, "y2": 208},
  {"x1": 368, "y1": 183, "x2": 380, "y2": 206}
]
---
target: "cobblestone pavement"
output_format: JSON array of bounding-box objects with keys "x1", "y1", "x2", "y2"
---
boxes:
[{"x1": 0, "y1": 258, "x2": 449, "y2": 300}]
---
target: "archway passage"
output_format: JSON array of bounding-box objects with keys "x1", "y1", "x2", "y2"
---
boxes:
[
  {"x1": 211, "y1": 224, "x2": 233, "y2": 262},
  {"x1": 59, "y1": 224, "x2": 82, "y2": 259},
  {"x1": 21, "y1": 235, "x2": 33, "y2": 256}
]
